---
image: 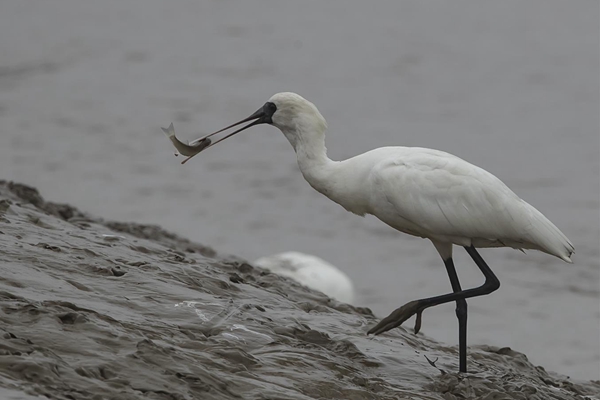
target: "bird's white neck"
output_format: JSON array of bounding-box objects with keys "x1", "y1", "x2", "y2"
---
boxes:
[
  {"x1": 281, "y1": 124, "x2": 369, "y2": 216},
  {"x1": 286, "y1": 127, "x2": 330, "y2": 167}
]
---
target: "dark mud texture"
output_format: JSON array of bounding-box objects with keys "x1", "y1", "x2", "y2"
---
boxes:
[{"x1": 0, "y1": 180, "x2": 598, "y2": 400}]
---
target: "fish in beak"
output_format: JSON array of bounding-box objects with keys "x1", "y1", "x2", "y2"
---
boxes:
[
  {"x1": 162, "y1": 101, "x2": 276, "y2": 165},
  {"x1": 161, "y1": 123, "x2": 212, "y2": 164}
]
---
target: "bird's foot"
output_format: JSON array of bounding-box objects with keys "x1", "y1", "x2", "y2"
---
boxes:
[{"x1": 367, "y1": 300, "x2": 425, "y2": 336}]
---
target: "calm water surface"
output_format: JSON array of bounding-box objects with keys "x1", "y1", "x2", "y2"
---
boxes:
[{"x1": 0, "y1": 0, "x2": 598, "y2": 380}]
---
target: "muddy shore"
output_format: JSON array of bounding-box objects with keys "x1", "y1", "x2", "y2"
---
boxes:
[{"x1": 0, "y1": 181, "x2": 598, "y2": 400}]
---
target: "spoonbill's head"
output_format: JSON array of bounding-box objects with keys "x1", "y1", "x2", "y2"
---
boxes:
[
  {"x1": 208, "y1": 92, "x2": 327, "y2": 150},
  {"x1": 267, "y1": 92, "x2": 327, "y2": 134}
]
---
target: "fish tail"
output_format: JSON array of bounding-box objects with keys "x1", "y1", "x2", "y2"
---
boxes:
[{"x1": 161, "y1": 122, "x2": 176, "y2": 138}]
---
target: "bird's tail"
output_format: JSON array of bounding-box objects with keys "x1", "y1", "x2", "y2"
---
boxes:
[{"x1": 524, "y1": 202, "x2": 574, "y2": 263}]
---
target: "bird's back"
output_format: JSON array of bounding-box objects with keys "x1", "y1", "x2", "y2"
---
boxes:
[
  {"x1": 253, "y1": 252, "x2": 355, "y2": 304},
  {"x1": 349, "y1": 147, "x2": 574, "y2": 261}
]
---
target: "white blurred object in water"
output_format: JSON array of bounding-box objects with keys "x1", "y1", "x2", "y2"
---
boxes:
[{"x1": 254, "y1": 251, "x2": 355, "y2": 304}]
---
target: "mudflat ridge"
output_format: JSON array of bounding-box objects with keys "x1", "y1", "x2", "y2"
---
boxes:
[{"x1": 0, "y1": 180, "x2": 597, "y2": 400}]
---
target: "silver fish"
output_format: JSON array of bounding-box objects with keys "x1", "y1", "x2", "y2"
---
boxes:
[{"x1": 161, "y1": 123, "x2": 211, "y2": 165}]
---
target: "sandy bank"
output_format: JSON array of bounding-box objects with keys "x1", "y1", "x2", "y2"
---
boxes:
[{"x1": 0, "y1": 181, "x2": 597, "y2": 400}]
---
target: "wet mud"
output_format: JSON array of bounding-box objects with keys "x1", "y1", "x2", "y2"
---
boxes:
[{"x1": 0, "y1": 181, "x2": 598, "y2": 400}]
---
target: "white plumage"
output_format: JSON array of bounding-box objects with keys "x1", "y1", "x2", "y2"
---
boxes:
[
  {"x1": 184, "y1": 91, "x2": 574, "y2": 372},
  {"x1": 263, "y1": 92, "x2": 573, "y2": 263},
  {"x1": 322, "y1": 146, "x2": 573, "y2": 262},
  {"x1": 253, "y1": 252, "x2": 355, "y2": 304}
]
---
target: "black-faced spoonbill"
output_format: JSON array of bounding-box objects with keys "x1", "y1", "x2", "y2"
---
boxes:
[
  {"x1": 177, "y1": 92, "x2": 574, "y2": 373},
  {"x1": 253, "y1": 251, "x2": 355, "y2": 304}
]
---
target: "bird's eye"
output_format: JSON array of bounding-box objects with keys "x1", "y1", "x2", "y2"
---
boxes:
[{"x1": 265, "y1": 102, "x2": 277, "y2": 113}]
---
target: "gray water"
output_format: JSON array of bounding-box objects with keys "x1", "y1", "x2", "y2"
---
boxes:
[{"x1": 0, "y1": 0, "x2": 598, "y2": 381}]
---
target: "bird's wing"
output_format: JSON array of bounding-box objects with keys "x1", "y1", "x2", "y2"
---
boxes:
[
  {"x1": 361, "y1": 147, "x2": 572, "y2": 261},
  {"x1": 368, "y1": 150, "x2": 527, "y2": 243}
]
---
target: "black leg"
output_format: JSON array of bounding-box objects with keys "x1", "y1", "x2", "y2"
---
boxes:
[
  {"x1": 368, "y1": 246, "x2": 500, "y2": 372},
  {"x1": 444, "y1": 257, "x2": 468, "y2": 373}
]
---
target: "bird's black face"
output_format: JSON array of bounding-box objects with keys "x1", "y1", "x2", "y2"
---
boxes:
[
  {"x1": 259, "y1": 102, "x2": 277, "y2": 124},
  {"x1": 206, "y1": 102, "x2": 277, "y2": 140},
  {"x1": 238, "y1": 101, "x2": 277, "y2": 126}
]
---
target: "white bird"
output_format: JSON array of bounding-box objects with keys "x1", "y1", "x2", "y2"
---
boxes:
[
  {"x1": 182, "y1": 92, "x2": 574, "y2": 373},
  {"x1": 253, "y1": 251, "x2": 355, "y2": 304}
]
